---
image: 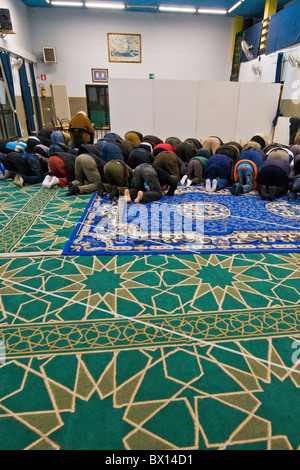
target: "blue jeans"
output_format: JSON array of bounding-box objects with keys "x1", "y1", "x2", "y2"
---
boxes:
[
  {"x1": 237, "y1": 163, "x2": 254, "y2": 193},
  {"x1": 206, "y1": 177, "x2": 228, "y2": 189},
  {"x1": 20, "y1": 153, "x2": 45, "y2": 184}
]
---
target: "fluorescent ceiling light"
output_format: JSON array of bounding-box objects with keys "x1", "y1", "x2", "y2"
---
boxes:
[
  {"x1": 159, "y1": 6, "x2": 196, "y2": 13},
  {"x1": 228, "y1": 0, "x2": 243, "y2": 13},
  {"x1": 85, "y1": 2, "x2": 125, "y2": 8},
  {"x1": 51, "y1": 1, "x2": 84, "y2": 5},
  {"x1": 197, "y1": 8, "x2": 227, "y2": 14}
]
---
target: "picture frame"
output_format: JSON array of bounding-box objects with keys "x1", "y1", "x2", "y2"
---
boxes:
[
  {"x1": 92, "y1": 68, "x2": 108, "y2": 83},
  {"x1": 107, "y1": 33, "x2": 142, "y2": 63}
]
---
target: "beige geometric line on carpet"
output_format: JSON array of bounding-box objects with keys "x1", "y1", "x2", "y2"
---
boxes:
[
  {"x1": 1, "y1": 275, "x2": 300, "y2": 375},
  {"x1": 0, "y1": 251, "x2": 62, "y2": 258}
]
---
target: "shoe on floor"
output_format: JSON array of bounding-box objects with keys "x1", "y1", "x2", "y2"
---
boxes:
[
  {"x1": 67, "y1": 183, "x2": 80, "y2": 196},
  {"x1": 13, "y1": 175, "x2": 24, "y2": 188},
  {"x1": 288, "y1": 191, "x2": 297, "y2": 202},
  {"x1": 109, "y1": 185, "x2": 119, "y2": 201},
  {"x1": 261, "y1": 185, "x2": 267, "y2": 200},
  {"x1": 97, "y1": 181, "x2": 105, "y2": 197},
  {"x1": 231, "y1": 182, "x2": 243, "y2": 196},
  {"x1": 268, "y1": 186, "x2": 277, "y2": 201}
]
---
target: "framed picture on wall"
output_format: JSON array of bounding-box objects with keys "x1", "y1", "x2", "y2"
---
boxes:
[
  {"x1": 107, "y1": 33, "x2": 142, "y2": 63},
  {"x1": 92, "y1": 68, "x2": 108, "y2": 83}
]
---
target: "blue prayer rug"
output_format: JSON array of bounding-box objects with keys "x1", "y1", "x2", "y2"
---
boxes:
[{"x1": 62, "y1": 186, "x2": 300, "y2": 255}]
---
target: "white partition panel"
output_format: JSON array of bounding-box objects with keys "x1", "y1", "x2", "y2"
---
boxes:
[
  {"x1": 235, "y1": 82, "x2": 281, "y2": 143},
  {"x1": 196, "y1": 81, "x2": 240, "y2": 143},
  {"x1": 153, "y1": 80, "x2": 198, "y2": 141},
  {"x1": 273, "y1": 116, "x2": 291, "y2": 146},
  {"x1": 108, "y1": 79, "x2": 282, "y2": 144},
  {"x1": 108, "y1": 78, "x2": 154, "y2": 138}
]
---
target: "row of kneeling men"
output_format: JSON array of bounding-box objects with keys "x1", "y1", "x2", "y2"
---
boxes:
[{"x1": 1, "y1": 129, "x2": 300, "y2": 203}]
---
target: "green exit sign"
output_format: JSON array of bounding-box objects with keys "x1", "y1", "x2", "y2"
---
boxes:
[{"x1": 149, "y1": 74, "x2": 155, "y2": 79}]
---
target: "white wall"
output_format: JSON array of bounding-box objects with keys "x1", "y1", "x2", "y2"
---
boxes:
[{"x1": 29, "y1": 8, "x2": 235, "y2": 97}]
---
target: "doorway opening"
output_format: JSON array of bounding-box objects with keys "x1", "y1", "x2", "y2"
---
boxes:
[{"x1": 86, "y1": 85, "x2": 110, "y2": 138}]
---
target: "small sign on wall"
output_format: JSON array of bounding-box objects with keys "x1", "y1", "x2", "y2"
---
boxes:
[
  {"x1": 92, "y1": 69, "x2": 108, "y2": 83},
  {"x1": 40, "y1": 74, "x2": 46, "y2": 81}
]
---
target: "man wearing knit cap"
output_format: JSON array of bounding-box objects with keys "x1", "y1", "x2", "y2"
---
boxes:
[
  {"x1": 124, "y1": 131, "x2": 143, "y2": 147},
  {"x1": 100, "y1": 141, "x2": 124, "y2": 162},
  {"x1": 153, "y1": 143, "x2": 176, "y2": 157},
  {"x1": 176, "y1": 142, "x2": 196, "y2": 163},
  {"x1": 250, "y1": 133, "x2": 268, "y2": 150},
  {"x1": 202, "y1": 137, "x2": 223, "y2": 155},
  {"x1": 138, "y1": 142, "x2": 153, "y2": 154},
  {"x1": 127, "y1": 148, "x2": 153, "y2": 169}
]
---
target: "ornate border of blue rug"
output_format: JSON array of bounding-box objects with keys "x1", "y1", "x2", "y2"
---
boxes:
[{"x1": 62, "y1": 186, "x2": 300, "y2": 256}]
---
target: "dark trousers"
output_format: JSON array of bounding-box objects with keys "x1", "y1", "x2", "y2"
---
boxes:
[
  {"x1": 186, "y1": 160, "x2": 203, "y2": 184},
  {"x1": 257, "y1": 166, "x2": 289, "y2": 198},
  {"x1": 130, "y1": 163, "x2": 163, "y2": 203}
]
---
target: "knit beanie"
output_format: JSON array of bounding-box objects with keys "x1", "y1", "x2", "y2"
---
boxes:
[
  {"x1": 128, "y1": 148, "x2": 152, "y2": 169},
  {"x1": 143, "y1": 135, "x2": 163, "y2": 147},
  {"x1": 100, "y1": 141, "x2": 124, "y2": 162},
  {"x1": 250, "y1": 133, "x2": 268, "y2": 149},
  {"x1": 294, "y1": 154, "x2": 300, "y2": 178},
  {"x1": 176, "y1": 142, "x2": 196, "y2": 163},
  {"x1": 266, "y1": 147, "x2": 294, "y2": 163},
  {"x1": 184, "y1": 138, "x2": 202, "y2": 150},
  {"x1": 153, "y1": 143, "x2": 176, "y2": 156},
  {"x1": 51, "y1": 131, "x2": 65, "y2": 144},
  {"x1": 26, "y1": 136, "x2": 42, "y2": 153},
  {"x1": 124, "y1": 131, "x2": 143, "y2": 146},
  {"x1": 5, "y1": 141, "x2": 27, "y2": 153},
  {"x1": 34, "y1": 144, "x2": 50, "y2": 158},
  {"x1": 290, "y1": 144, "x2": 300, "y2": 156},
  {"x1": 165, "y1": 137, "x2": 181, "y2": 149},
  {"x1": 78, "y1": 144, "x2": 101, "y2": 156},
  {"x1": 138, "y1": 142, "x2": 153, "y2": 154}
]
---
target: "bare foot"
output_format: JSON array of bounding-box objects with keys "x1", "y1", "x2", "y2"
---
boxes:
[
  {"x1": 135, "y1": 190, "x2": 144, "y2": 204},
  {"x1": 124, "y1": 189, "x2": 132, "y2": 203}
]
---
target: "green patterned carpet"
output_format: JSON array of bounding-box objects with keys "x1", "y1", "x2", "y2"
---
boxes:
[{"x1": 0, "y1": 182, "x2": 300, "y2": 450}]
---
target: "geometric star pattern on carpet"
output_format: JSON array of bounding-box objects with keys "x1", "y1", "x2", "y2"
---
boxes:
[{"x1": 1, "y1": 183, "x2": 300, "y2": 450}]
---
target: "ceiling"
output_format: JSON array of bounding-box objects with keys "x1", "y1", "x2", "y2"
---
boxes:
[{"x1": 20, "y1": 0, "x2": 293, "y2": 18}]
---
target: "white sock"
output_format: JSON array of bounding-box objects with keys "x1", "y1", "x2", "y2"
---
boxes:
[
  {"x1": 211, "y1": 179, "x2": 218, "y2": 192},
  {"x1": 205, "y1": 179, "x2": 211, "y2": 192},
  {"x1": 180, "y1": 175, "x2": 188, "y2": 185},
  {"x1": 49, "y1": 176, "x2": 60, "y2": 187},
  {"x1": 186, "y1": 179, "x2": 192, "y2": 187},
  {"x1": 42, "y1": 175, "x2": 52, "y2": 188}
]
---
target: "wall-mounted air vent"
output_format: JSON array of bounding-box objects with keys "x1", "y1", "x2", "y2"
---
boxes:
[{"x1": 42, "y1": 47, "x2": 57, "y2": 64}]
